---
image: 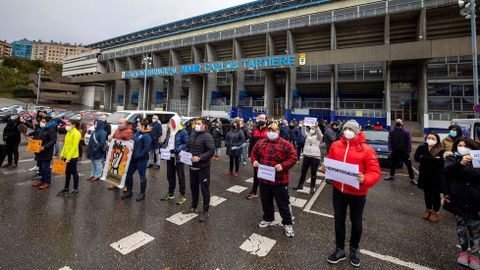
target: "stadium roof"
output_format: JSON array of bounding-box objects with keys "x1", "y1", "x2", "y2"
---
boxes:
[{"x1": 87, "y1": 0, "x2": 331, "y2": 50}]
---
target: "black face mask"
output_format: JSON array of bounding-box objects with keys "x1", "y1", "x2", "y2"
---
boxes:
[
  {"x1": 395, "y1": 123, "x2": 402, "y2": 127},
  {"x1": 257, "y1": 121, "x2": 265, "y2": 127}
]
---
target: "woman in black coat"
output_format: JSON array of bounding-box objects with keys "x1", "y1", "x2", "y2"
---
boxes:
[
  {"x1": 443, "y1": 138, "x2": 480, "y2": 268},
  {"x1": 414, "y1": 132, "x2": 445, "y2": 223},
  {"x1": 225, "y1": 120, "x2": 245, "y2": 177}
]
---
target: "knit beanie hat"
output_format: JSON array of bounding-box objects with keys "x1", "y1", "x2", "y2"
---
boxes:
[{"x1": 342, "y1": 120, "x2": 360, "y2": 135}]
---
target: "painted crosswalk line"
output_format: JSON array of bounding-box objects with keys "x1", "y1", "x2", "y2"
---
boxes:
[
  {"x1": 210, "y1": 196, "x2": 226, "y2": 207},
  {"x1": 110, "y1": 231, "x2": 155, "y2": 255},
  {"x1": 239, "y1": 233, "x2": 277, "y2": 257},
  {"x1": 166, "y1": 211, "x2": 198, "y2": 225},
  {"x1": 289, "y1": 196, "x2": 307, "y2": 208},
  {"x1": 3, "y1": 169, "x2": 27, "y2": 175},
  {"x1": 245, "y1": 178, "x2": 253, "y2": 183},
  {"x1": 58, "y1": 267, "x2": 73, "y2": 270},
  {"x1": 295, "y1": 186, "x2": 311, "y2": 194},
  {"x1": 227, "y1": 185, "x2": 248, "y2": 193}
]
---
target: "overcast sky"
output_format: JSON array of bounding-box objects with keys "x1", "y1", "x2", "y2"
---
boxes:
[{"x1": 0, "y1": 0, "x2": 252, "y2": 45}]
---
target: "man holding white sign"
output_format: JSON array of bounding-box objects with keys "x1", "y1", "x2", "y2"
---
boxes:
[
  {"x1": 320, "y1": 120, "x2": 380, "y2": 267},
  {"x1": 251, "y1": 123, "x2": 297, "y2": 238}
]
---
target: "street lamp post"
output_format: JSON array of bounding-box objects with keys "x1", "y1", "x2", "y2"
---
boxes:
[
  {"x1": 35, "y1": 68, "x2": 44, "y2": 106},
  {"x1": 459, "y1": 0, "x2": 479, "y2": 107},
  {"x1": 141, "y1": 55, "x2": 152, "y2": 110}
]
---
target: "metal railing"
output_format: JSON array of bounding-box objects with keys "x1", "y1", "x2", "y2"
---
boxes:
[
  {"x1": 296, "y1": 99, "x2": 331, "y2": 109},
  {"x1": 210, "y1": 105, "x2": 231, "y2": 112},
  {"x1": 97, "y1": 0, "x2": 457, "y2": 62},
  {"x1": 238, "y1": 99, "x2": 265, "y2": 107},
  {"x1": 336, "y1": 109, "x2": 386, "y2": 118},
  {"x1": 339, "y1": 100, "x2": 385, "y2": 110},
  {"x1": 169, "y1": 99, "x2": 188, "y2": 116}
]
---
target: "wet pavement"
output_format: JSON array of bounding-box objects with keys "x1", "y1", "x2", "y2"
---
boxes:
[{"x1": 0, "y1": 117, "x2": 461, "y2": 269}]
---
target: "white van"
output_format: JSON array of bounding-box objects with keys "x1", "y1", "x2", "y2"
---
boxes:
[
  {"x1": 84, "y1": 110, "x2": 178, "y2": 145},
  {"x1": 450, "y1": 119, "x2": 480, "y2": 143}
]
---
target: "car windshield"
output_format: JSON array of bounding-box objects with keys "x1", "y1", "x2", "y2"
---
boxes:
[
  {"x1": 364, "y1": 130, "x2": 388, "y2": 141},
  {"x1": 108, "y1": 112, "x2": 131, "y2": 124}
]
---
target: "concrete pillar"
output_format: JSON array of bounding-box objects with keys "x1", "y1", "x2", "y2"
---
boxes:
[
  {"x1": 170, "y1": 50, "x2": 183, "y2": 99},
  {"x1": 331, "y1": 22, "x2": 337, "y2": 50},
  {"x1": 189, "y1": 75, "x2": 203, "y2": 116},
  {"x1": 264, "y1": 71, "x2": 276, "y2": 117},
  {"x1": 330, "y1": 65, "x2": 336, "y2": 122},
  {"x1": 418, "y1": 61, "x2": 429, "y2": 132},
  {"x1": 417, "y1": 8, "x2": 427, "y2": 41},
  {"x1": 267, "y1": 33, "x2": 275, "y2": 57},
  {"x1": 104, "y1": 81, "x2": 114, "y2": 111},
  {"x1": 385, "y1": 14, "x2": 390, "y2": 45},
  {"x1": 205, "y1": 44, "x2": 218, "y2": 111},
  {"x1": 286, "y1": 30, "x2": 297, "y2": 119},
  {"x1": 233, "y1": 39, "x2": 244, "y2": 111},
  {"x1": 384, "y1": 62, "x2": 392, "y2": 127},
  {"x1": 114, "y1": 59, "x2": 126, "y2": 110}
]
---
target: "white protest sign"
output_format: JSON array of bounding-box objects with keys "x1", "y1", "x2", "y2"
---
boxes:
[
  {"x1": 304, "y1": 117, "x2": 317, "y2": 127},
  {"x1": 470, "y1": 150, "x2": 480, "y2": 168},
  {"x1": 257, "y1": 164, "x2": 276, "y2": 182},
  {"x1": 179, "y1": 151, "x2": 193, "y2": 166},
  {"x1": 160, "y1": 148, "x2": 171, "y2": 160},
  {"x1": 324, "y1": 157, "x2": 360, "y2": 189}
]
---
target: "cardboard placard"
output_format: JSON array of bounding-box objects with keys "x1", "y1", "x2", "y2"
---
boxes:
[
  {"x1": 26, "y1": 139, "x2": 42, "y2": 153},
  {"x1": 52, "y1": 159, "x2": 67, "y2": 176}
]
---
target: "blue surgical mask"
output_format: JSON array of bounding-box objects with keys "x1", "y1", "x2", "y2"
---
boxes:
[{"x1": 449, "y1": 130, "x2": 457, "y2": 138}]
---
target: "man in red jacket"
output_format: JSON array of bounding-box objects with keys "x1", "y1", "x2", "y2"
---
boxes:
[
  {"x1": 321, "y1": 120, "x2": 381, "y2": 267},
  {"x1": 251, "y1": 123, "x2": 297, "y2": 238}
]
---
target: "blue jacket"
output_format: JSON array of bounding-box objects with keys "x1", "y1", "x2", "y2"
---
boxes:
[
  {"x1": 149, "y1": 121, "x2": 163, "y2": 149},
  {"x1": 132, "y1": 131, "x2": 152, "y2": 161},
  {"x1": 294, "y1": 126, "x2": 305, "y2": 145},
  {"x1": 87, "y1": 120, "x2": 107, "y2": 160},
  {"x1": 280, "y1": 125, "x2": 289, "y2": 140},
  {"x1": 162, "y1": 128, "x2": 189, "y2": 155}
]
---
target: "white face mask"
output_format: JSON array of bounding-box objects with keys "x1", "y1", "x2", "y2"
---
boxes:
[
  {"x1": 457, "y1": 146, "x2": 471, "y2": 156},
  {"x1": 39, "y1": 122, "x2": 46, "y2": 128},
  {"x1": 309, "y1": 129, "x2": 316, "y2": 135},
  {"x1": 267, "y1": 131, "x2": 279, "y2": 141},
  {"x1": 195, "y1": 125, "x2": 203, "y2": 132},
  {"x1": 152, "y1": 118, "x2": 158, "y2": 123},
  {"x1": 426, "y1": 139, "x2": 437, "y2": 146},
  {"x1": 343, "y1": 130, "x2": 356, "y2": 140},
  {"x1": 65, "y1": 126, "x2": 72, "y2": 132},
  {"x1": 10, "y1": 115, "x2": 17, "y2": 120}
]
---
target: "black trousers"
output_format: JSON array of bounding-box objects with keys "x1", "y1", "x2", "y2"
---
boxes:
[
  {"x1": 190, "y1": 167, "x2": 210, "y2": 212},
  {"x1": 250, "y1": 167, "x2": 259, "y2": 195},
  {"x1": 5, "y1": 142, "x2": 19, "y2": 165},
  {"x1": 64, "y1": 158, "x2": 79, "y2": 190},
  {"x1": 297, "y1": 156, "x2": 321, "y2": 187},
  {"x1": 229, "y1": 155, "x2": 240, "y2": 172},
  {"x1": 0, "y1": 144, "x2": 8, "y2": 167},
  {"x1": 333, "y1": 188, "x2": 366, "y2": 250},
  {"x1": 296, "y1": 144, "x2": 304, "y2": 161},
  {"x1": 424, "y1": 189, "x2": 441, "y2": 212},
  {"x1": 389, "y1": 151, "x2": 414, "y2": 179},
  {"x1": 260, "y1": 182, "x2": 292, "y2": 225},
  {"x1": 167, "y1": 157, "x2": 186, "y2": 195}
]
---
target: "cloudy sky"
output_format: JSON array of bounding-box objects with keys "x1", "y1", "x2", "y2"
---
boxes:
[{"x1": 0, "y1": 0, "x2": 252, "y2": 45}]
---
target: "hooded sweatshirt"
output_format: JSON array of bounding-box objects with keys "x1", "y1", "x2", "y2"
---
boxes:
[{"x1": 162, "y1": 115, "x2": 189, "y2": 154}]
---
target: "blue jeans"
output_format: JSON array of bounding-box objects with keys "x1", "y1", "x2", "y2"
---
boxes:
[
  {"x1": 125, "y1": 158, "x2": 148, "y2": 189},
  {"x1": 90, "y1": 159, "x2": 103, "y2": 178},
  {"x1": 241, "y1": 143, "x2": 248, "y2": 161},
  {"x1": 39, "y1": 160, "x2": 52, "y2": 184},
  {"x1": 65, "y1": 158, "x2": 79, "y2": 190}
]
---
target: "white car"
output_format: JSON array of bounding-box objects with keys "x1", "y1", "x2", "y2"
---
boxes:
[{"x1": 84, "y1": 110, "x2": 178, "y2": 145}]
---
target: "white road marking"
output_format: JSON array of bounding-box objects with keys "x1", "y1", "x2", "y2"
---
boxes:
[
  {"x1": 245, "y1": 178, "x2": 253, "y2": 183},
  {"x1": 58, "y1": 267, "x2": 73, "y2": 270},
  {"x1": 289, "y1": 196, "x2": 307, "y2": 208},
  {"x1": 305, "y1": 178, "x2": 321, "y2": 185},
  {"x1": 15, "y1": 180, "x2": 32, "y2": 186},
  {"x1": 295, "y1": 186, "x2": 311, "y2": 194},
  {"x1": 2, "y1": 169, "x2": 27, "y2": 175},
  {"x1": 304, "y1": 209, "x2": 334, "y2": 218},
  {"x1": 18, "y1": 158, "x2": 35, "y2": 163},
  {"x1": 412, "y1": 166, "x2": 419, "y2": 176},
  {"x1": 166, "y1": 211, "x2": 198, "y2": 225},
  {"x1": 274, "y1": 212, "x2": 283, "y2": 225},
  {"x1": 360, "y1": 249, "x2": 435, "y2": 270},
  {"x1": 227, "y1": 185, "x2": 248, "y2": 193},
  {"x1": 304, "y1": 180, "x2": 326, "y2": 212},
  {"x1": 210, "y1": 196, "x2": 227, "y2": 207},
  {"x1": 239, "y1": 233, "x2": 276, "y2": 257},
  {"x1": 110, "y1": 231, "x2": 155, "y2": 255}
]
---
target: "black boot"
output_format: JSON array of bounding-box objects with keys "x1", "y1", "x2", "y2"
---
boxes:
[
  {"x1": 136, "y1": 182, "x2": 146, "y2": 202},
  {"x1": 121, "y1": 188, "x2": 133, "y2": 200}
]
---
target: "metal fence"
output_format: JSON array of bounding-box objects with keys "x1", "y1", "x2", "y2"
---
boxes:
[{"x1": 169, "y1": 99, "x2": 188, "y2": 116}]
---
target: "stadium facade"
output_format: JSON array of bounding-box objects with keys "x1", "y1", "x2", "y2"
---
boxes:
[{"x1": 62, "y1": 0, "x2": 480, "y2": 131}]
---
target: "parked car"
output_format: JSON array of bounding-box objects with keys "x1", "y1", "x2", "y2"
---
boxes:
[
  {"x1": 60, "y1": 112, "x2": 99, "y2": 133},
  {"x1": 84, "y1": 110, "x2": 178, "y2": 144},
  {"x1": 0, "y1": 105, "x2": 25, "y2": 121},
  {"x1": 364, "y1": 130, "x2": 402, "y2": 168}
]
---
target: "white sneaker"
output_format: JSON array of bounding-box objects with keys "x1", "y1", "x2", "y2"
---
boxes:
[
  {"x1": 28, "y1": 166, "x2": 39, "y2": 171},
  {"x1": 258, "y1": 220, "x2": 276, "y2": 228},
  {"x1": 285, "y1": 225, "x2": 294, "y2": 238}
]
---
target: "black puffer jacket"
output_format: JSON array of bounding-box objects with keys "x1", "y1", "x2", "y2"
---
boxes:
[
  {"x1": 443, "y1": 155, "x2": 480, "y2": 219},
  {"x1": 3, "y1": 119, "x2": 21, "y2": 144},
  {"x1": 36, "y1": 126, "x2": 58, "y2": 161},
  {"x1": 414, "y1": 143, "x2": 445, "y2": 193},
  {"x1": 188, "y1": 130, "x2": 215, "y2": 169},
  {"x1": 225, "y1": 129, "x2": 245, "y2": 157}
]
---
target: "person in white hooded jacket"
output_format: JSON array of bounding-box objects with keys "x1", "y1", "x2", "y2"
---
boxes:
[{"x1": 293, "y1": 122, "x2": 323, "y2": 194}]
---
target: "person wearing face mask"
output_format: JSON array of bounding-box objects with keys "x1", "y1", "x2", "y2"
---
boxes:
[
  {"x1": 31, "y1": 116, "x2": 58, "y2": 190},
  {"x1": 107, "y1": 118, "x2": 134, "y2": 191},
  {"x1": 442, "y1": 124, "x2": 463, "y2": 152},
  {"x1": 246, "y1": 114, "x2": 269, "y2": 200},
  {"x1": 147, "y1": 115, "x2": 163, "y2": 170},
  {"x1": 210, "y1": 120, "x2": 223, "y2": 161},
  {"x1": 443, "y1": 138, "x2": 480, "y2": 269},
  {"x1": 225, "y1": 120, "x2": 246, "y2": 177},
  {"x1": 1, "y1": 114, "x2": 21, "y2": 168},
  {"x1": 321, "y1": 120, "x2": 381, "y2": 267},
  {"x1": 294, "y1": 121, "x2": 306, "y2": 164},
  {"x1": 239, "y1": 119, "x2": 249, "y2": 166},
  {"x1": 293, "y1": 122, "x2": 323, "y2": 194},
  {"x1": 250, "y1": 123, "x2": 297, "y2": 237},
  {"x1": 57, "y1": 120, "x2": 82, "y2": 195},
  {"x1": 161, "y1": 115, "x2": 189, "y2": 204},
  {"x1": 324, "y1": 121, "x2": 340, "y2": 154},
  {"x1": 121, "y1": 119, "x2": 152, "y2": 202},
  {"x1": 86, "y1": 120, "x2": 107, "y2": 182},
  {"x1": 183, "y1": 118, "x2": 215, "y2": 222},
  {"x1": 279, "y1": 120, "x2": 290, "y2": 140},
  {"x1": 414, "y1": 132, "x2": 445, "y2": 223},
  {"x1": 385, "y1": 119, "x2": 415, "y2": 184}
]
